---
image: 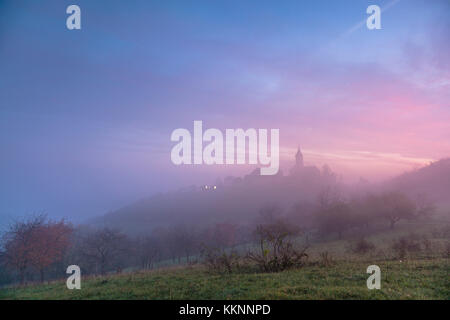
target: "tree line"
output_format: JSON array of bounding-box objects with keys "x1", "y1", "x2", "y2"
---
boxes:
[{"x1": 0, "y1": 189, "x2": 435, "y2": 285}]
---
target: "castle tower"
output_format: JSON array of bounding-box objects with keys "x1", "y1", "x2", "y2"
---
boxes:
[{"x1": 295, "y1": 147, "x2": 304, "y2": 168}]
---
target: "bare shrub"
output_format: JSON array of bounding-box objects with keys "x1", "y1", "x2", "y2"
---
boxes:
[
  {"x1": 421, "y1": 236, "x2": 433, "y2": 253},
  {"x1": 247, "y1": 219, "x2": 308, "y2": 272},
  {"x1": 349, "y1": 238, "x2": 376, "y2": 255},
  {"x1": 444, "y1": 241, "x2": 450, "y2": 258},
  {"x1": 318, "y1": 251, "x2": 334, "y2": 267},
  {"x1": 200, "y1": 246, "x2": 241, "y2": 274},
  {"x1": 391, "y1": 234, "x2": 422, "y2": 259}
]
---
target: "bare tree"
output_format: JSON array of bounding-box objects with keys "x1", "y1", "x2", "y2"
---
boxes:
[
  {"x1": 80, "y1": 228, "x2": 129, "y2": 275},
  {"x1": 257, "y1": 204, "x2": 283, "y2": 224},
  {"x1": 135, "y1": 236, "x2": 161, "y2": 270},
  {"x1": 205, "y1": 223, "x2": 238, "y2": 249},
  {"x1": 315, "y1": 201, "x2": 353, "y2": 239},
  {"x1": 317, "y1": 185, "x2": 343, "y2": 210},
  {"x1": 174, "y1": 225, "x2": 198, "y2": 263},
  {"x1": 376, "y1": 191, "x2": 417, "y2": 229},
  {"x1": 414, "y1": 193, "x2": 436, "y2": 219}
]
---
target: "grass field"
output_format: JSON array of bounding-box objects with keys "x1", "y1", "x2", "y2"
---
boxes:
[
  {"x1": 1, "y1": 222, "x2": 449, "y2": 300},
  {"x1": 1, "y1": 258, "x2": 448, "y2": 300}
]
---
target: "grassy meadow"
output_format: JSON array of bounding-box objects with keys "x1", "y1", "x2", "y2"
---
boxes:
[{"x1": 1, "y1": 222, "x2": 449, "y2": 300}]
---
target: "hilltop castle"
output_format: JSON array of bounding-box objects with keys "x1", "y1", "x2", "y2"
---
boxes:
[{"x1": 289, "y1": 147, "x2": 320, "y2": 178}]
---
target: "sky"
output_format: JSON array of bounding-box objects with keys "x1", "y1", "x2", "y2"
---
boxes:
[{"x1": 0, "y1": 0, "x2": 449, "y2": 223}]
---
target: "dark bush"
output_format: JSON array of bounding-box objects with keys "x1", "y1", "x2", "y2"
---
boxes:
[
  {"x1": 246, "y1": 220, "x2": 308, "y2": 272},
  {"x1": 318, "y1": 251, "x2": 334, "y2": 267},
  {"x1": 200, "y1": 246, "x2": 241, "y2": 274},
  {"x1": 349, "y1": 238, "x2": 376, "y2": 255},
  {"x1": 391, "y1": 234, "x2": 422, "y2": 259}
]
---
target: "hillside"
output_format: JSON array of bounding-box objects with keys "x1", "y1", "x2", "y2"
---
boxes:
[
  {"x1": 91, "y1": 158, "x2": 450, "y2": 235},
  {"x1": 90, "y1": 164, "x2": 334, "y2": 234},
  {"x1": 389, "y1": 158, "x2": 450, "y2": 206}
]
